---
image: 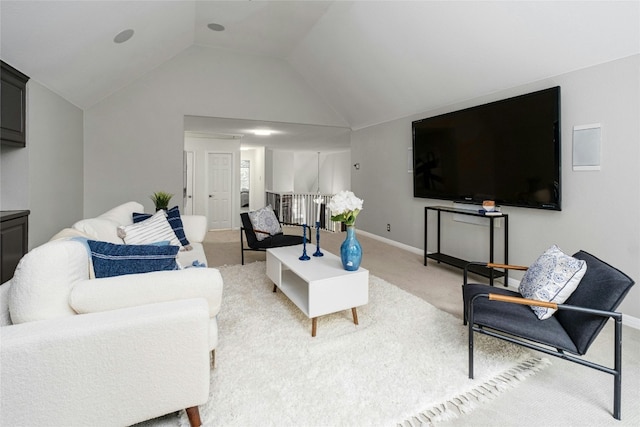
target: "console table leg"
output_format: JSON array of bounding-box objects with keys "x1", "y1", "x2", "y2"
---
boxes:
[
  {"x1": 273, "y1": 284, "x2": 277, "y2": 293},
  {"x1": 311, "y1": 317, "x2": 317, "y2": 337},
  {"x1": 352, "y1": 307, "x2": 359, "y2": 325}
]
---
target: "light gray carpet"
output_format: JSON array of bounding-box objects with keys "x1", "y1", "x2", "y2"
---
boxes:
[
  {"x1": 179, "y1": 262, "x2": 547, "y2": 427},
  {"x1": 200, "y1": 229, "x2": 640, "y2": 427}
]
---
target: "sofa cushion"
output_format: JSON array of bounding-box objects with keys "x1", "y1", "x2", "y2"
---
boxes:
[
  {"x1": 88, "y1": 240, "x2": 180, "y2": 278},
  {"x1": 70, "y1": 268, "x2": 224, "y2": 318},
  {"x1": 518, "y1": 245, "x2": 587, "y2": 320},
  {"x1": 118, "y1": 210, "x2": 181, "y2": 246},
  {"x1": 71, "y1": 202, "x2": 145, "y2": 243},
  {"x1": 248, "y1": 205, "x2": 281, "y2": 241},
  {"x1": 181, "y1": 215, "x2": 207, "y2": 243},
  {"x1": 176, "y1": 242, "x2": 208, "y2": 268},
  {"x1": 133, "y1": 206, "x2": 191, "y2": 250},
  {"x1": 97, "y1": 201, "x2": 144, "y2": 225},
  {"x1": 8, "y1": 240, "x2": 89, "y2": 324},
  {"x1": 72, "y1": 218, "x2": 123, "y2": 244}
]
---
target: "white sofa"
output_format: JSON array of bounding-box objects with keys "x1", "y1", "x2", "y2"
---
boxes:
[{"x1": 0, "y1": 202, "x2": 223, "y2": 426}]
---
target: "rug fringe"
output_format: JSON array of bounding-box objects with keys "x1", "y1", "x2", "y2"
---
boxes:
[{"x1": 396, "y1": 357, "x2": 551, "y2": 426}]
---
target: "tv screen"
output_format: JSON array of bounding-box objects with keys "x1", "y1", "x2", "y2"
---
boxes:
[{"x1": 412, "y1": 86, "x2": 561, "y2": 210}]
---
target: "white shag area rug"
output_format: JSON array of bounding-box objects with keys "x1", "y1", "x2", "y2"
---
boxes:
[{"x1": 179, "y1": 262, "x2": 549, "y2": 427}]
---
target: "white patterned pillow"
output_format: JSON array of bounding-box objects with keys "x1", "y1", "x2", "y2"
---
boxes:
[
  {"x1": 117, "y1": 210, "x2": 181, "y2": 247},
  {"x1": 518, "y1": 245, "x2": 587, "y2": 320},
  {"x1": 248, "y1": 205, "x2": 282, "y2": 241}
]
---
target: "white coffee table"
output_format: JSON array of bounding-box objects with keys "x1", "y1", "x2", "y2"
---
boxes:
[{"x1": 266, "y1": 244, "x2": 369, "y2": 337}]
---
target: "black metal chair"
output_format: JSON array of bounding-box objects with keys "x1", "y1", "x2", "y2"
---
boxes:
[
  {"x1": 462, "y1": 250, "x2": 634, "y2": 420},
  {"x1": 240, "y1": 212, "x2": 309, "y2": 265}
]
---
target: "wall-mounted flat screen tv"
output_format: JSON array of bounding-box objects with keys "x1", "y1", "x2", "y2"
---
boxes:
[{"x1": 412, "y1": 86, "x2": 561, "y2": 210}]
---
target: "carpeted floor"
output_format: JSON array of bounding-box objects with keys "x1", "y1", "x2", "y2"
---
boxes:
[
  {"x1": 201, "y1": 228, "x2": 640, "y2": 427},
  {"x1": 177, "y1": 262, "x2": 547, "y2": 426},
  {"x1": 139, "y1": 228, "x2": 640, "y2": 426}
]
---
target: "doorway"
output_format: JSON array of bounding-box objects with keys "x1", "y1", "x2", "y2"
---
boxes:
[
  {"x1": 240, "y1": 159, "x2": 250, "y2": 211},
  {"x1": 207, "y1": 152, "x2": 232, "y2": 229},
  {"x1": 184, "y1": 151, "x2": 194, "y2": 215}
]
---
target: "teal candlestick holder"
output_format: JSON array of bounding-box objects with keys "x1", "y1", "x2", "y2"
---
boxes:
[
  {"x1": 299, "y1": 224, "x2": 310, "y2": 261},
  {"x1": 313, "y1": 221, "x2": 324, "y2": 257}
]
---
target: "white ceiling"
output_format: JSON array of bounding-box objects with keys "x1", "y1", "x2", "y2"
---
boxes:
[
  {"x1": 1, "y1": 0, "x2": 639, "y2": 145},
  {"x1": 184, "y1": 115, "x2": 351, "y2": 151}
]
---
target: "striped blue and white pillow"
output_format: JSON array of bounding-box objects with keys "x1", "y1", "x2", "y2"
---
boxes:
[
  {"x1": 133, "y1": 206, "x2": 191, "y2": 249},
  {"x1": 119, "y1": 210, "x2": 181, "y2": 246},
  {"x1": 87, "y1": 240, "x2": 180, "y2": 278}
]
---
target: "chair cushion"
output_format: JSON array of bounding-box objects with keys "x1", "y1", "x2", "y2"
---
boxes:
[
  {"x1": 556, "y1": 250, "x2": 635, "y2": 355},
  {"x1": 252, "y1": 233, "x2": 304, "y2": 249},
  {"x1": 518, "y1": 245, "x2": 587, "y2": 320},
  {"x1": 464, "y1": 284, "x2": 579, "y2": 354},
  {"x1": 248, "y1": 205, "x2": 281, "y2": 241}
]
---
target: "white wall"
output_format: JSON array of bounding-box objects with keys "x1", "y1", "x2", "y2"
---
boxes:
[
  {"x1": 241, "y1": 147, "x2": 266, "y2": 210},
  {"x1": 269, "y1": 149, "x2": 351, "y2": 194},
  {"x1": 268, "y1": 150, "x2": 295, "y2": 193},
  {"x1": 351, "y1": 55, "x2": 640, "y2": 319},
  {"x1": 84, "y1": 45, "x2": 347, "y2": 217},
  {"x1": 0, "y1": 80, "x2": 83, "y2": 247},
  {"x1": 0, "y1": 144, "x2": 28, "y2": 210},
  {"x1": 321, "y1": 151, "x2": 351, "y2": 193}
]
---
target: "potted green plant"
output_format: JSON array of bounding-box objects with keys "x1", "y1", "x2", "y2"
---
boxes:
[{"x1": 150, "y1": 191, "x2": 173, "y2": 211}]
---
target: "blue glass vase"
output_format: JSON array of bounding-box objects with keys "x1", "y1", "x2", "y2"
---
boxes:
[{"x1": 340, "y1": 225, "x2": 362, "y2": 271}]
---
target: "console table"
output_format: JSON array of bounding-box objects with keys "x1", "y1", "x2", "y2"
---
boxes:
[{"x1": 424, "y1": 206, "x2": 508, "y2": 286}]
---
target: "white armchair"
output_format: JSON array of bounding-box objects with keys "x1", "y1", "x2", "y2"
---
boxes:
[
  {"x1": 0, "y1": 202, "x2": 224, "y2": 426},
  {"x1": 1, "y1": 292, "x2": 210, "y2": 426}
]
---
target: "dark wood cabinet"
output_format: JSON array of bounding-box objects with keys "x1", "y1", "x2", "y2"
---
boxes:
[
  {"x1": 1, "y1": 210, "x2": 29, "y2": 284},
  {"x1": 1, "y1": 60, "x2": 30, "y2": 147}
]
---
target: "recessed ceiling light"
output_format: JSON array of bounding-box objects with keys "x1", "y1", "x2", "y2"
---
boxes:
[
  {"x1": 113, "y1": 29, "x2": 134, "y2": 44},
  {"x1": 253, "y1": 130, "x2": 272, "y2": 136},
  {"x1": 207, "y1": 23, "x2": 225, "y2": 32}
]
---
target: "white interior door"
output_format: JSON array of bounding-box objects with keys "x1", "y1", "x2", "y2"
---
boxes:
[
  {"x1": 207, "y1": 152, "x2": 232, "y2": 229},
  {"x1": 184, "y1": 151, "x2": 194, "y2": 215}
]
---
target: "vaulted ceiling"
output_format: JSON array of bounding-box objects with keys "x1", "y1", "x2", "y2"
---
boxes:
[{"x1": 1, "y1": 1, "x2": 638, "y2": 131}]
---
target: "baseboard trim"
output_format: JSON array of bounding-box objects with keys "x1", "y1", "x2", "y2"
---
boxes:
[
  {"x1": 355, "y1": 229, "x2": 640, "y2": 330},
  {"x1": 356, "y1": 229, "x2": 424, "y2": 256}
]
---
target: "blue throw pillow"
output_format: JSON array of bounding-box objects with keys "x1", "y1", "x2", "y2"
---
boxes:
[
  {"x1": 133, "y1": 206, "x2": 191, "y2": 249},
  {"x1": 132, "y1": 212, "x2": 152, "y2": 222},
  {"x1": 87, "y1": 240, "x2": 180, "y2": 278}
]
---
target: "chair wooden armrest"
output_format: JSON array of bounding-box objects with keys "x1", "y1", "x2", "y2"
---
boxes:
[
  {"x1": 463, "y1": 262, "x2": 528, "y2": 287},
  {"x1": 488, "y1": 293, "x2": 557, "y2": 309},
  {"x1": 486, "y1": 263, "x2": 528, "y2": 271},
  {"x1": 253, "y1": 229, "x2": 272, "y2": 236}
]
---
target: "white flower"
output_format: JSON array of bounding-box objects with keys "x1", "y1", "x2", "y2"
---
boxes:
[{"x1": 328, "y1": 191, "x2": 363, "y2": 226}]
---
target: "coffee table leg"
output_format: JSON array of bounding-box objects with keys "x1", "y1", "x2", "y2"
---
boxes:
[
  {"x1": 312, "y1": 317, "x2": 317, "y2": 337},
  {"x1": 352, "y1": 307, "x2": 359, "y2": 325}
]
